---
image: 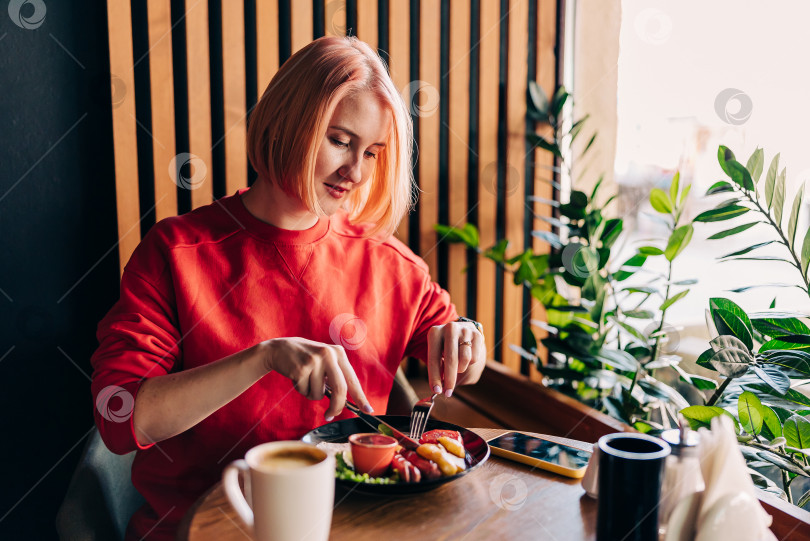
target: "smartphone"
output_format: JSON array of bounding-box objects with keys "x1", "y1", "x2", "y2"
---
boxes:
[{"x1": 487, "y1": 432, "x2": 592, "y2": 479}]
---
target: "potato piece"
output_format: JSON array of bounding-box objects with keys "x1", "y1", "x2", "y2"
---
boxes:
[
  {"x1": 438, "y1": 436, "x2": 465, "y2": 458},
  {"x1": 416, "y1": 444, "x2": 458, "y2": 476}
]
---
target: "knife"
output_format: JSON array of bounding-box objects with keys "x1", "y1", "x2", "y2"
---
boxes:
[{"x1": 324, "y1": 387, "x2": 420, "y2": 450}]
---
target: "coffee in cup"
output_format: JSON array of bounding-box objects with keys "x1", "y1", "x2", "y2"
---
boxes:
[{"x1": 223, "y1": 441, "x2": 335, "y2": 541}]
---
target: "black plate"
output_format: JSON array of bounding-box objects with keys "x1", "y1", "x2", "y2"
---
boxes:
[{"x1": 301, "y1": 415, "x2": 490, "y2": 494}]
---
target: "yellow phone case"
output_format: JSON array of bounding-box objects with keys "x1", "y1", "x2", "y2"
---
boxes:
[{"x1": 487, "y1": 436, "x2": 590, "y2": 479}]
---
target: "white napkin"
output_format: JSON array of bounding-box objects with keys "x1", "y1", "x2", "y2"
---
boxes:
[{"x1": 693, "y1": 415, "x2": 776, "y2": 541}]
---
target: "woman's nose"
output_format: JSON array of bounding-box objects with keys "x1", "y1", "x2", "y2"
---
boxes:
[{"x1": 338, "y1": 154, "x2": 364, "y2": 184}]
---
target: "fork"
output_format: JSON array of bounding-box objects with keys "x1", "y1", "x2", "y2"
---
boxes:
[{"x1": 408, "y1": 393, "x2": 439, "y2": 440}]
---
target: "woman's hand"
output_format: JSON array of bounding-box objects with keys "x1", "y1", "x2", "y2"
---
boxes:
[
  {"x1": 426, "y1": 321, "x2": 486, "y2": 397},
  {"x1": 261, "y1": 337, "x2": 373, "y2": 420}
]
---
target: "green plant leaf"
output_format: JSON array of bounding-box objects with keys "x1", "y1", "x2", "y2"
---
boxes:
[
  {"x1": 670, "y1": 172, "x2": 680, "y2": 204},
  {"x1": 707, "y1": 222, "x2": 760, "y2": 240},
  {"x1": 759, "y1": 338, "x2": 810, "y2": 352},
  {"x1": 719, "y1": 240, "x2": 777, "y2": 259},
  {"x1": 761, "y1": 406, "x2": 783, "y2": 439},
  {"x1": 727, "y1": 160, "x2": 755, "y2": 191},
  {"x1": 569, "y1": 115, "x2": 589, "y2": 143},
  {"x1": 680, "y1": 405, "x2": 739, "y2": 431},
  {"x1": 751, "y1": 365, "x2": 790, "y2": 395},
  {"x1": 788, "y1": 183, "x2": 805, "y2": 249},
  {"x1": 623, "y1": 309, "x2": 654, "y2": 318},
  {"x1": 528, "y1": 80, "x2": 550, "y2": 117},
  {"x1": 712, "y1": 309, "x2": 754, "y2": 350},
  {"x1": 706, "y1": 181, "x2": 735, "y2": 195},
  {"x1": 756, "y1": 449, "x2": 810, "y2": 477},
  {"x1": 679, "y1": 184, "x2": 692, "y2": 205},
  {"x1": 797, "y1": 489, "x2": 810, "y2": 509},
  {"x1": 738, "y1": 391, "x2": 764, "y2": 435},
  {"x1": 613, "y1": 254, "x2": 647, "y2": 281},
  {"x1": 650, "y1": 188, "x2": 673, "y2": 214},
  {"x1": 718, "y1": 146, "x2": 735, "y2": 177},
  {"x1": 710, "y1": 297, "x2": 754, "y2": 336},
  {"x1": 694, "y1": 205, "x2": 750, "y2": 222},
  {"x1": 581, "y1": 133, "x2": 597, "y2": 157},
  {"x1": 610, "y1": 316, "x2": 647, "y2": 345},
  {"x1": 550, "y1": 85, "x2": 568, "y2": 117},
  {"x1": 761, "y1": 350, "x2": 810, "y2": 376},
  {"x1": 696, "y1": 348, "x2": 715, "y2": 370},
  {"x1": 784, "y1": 415, "x2": 810, "y2": 449},
  {"x1": 665, "y1": 224, "x2": 694, "y2": 261},
  {"x1": 709, "y1": 347, "x2": 753, "y2": 377},
  {"x1": 747, "y1": 147, "x2": 765, "y2": 184},
  {"x1": 746, "y1": 383, "x2": 810, "y2": 408},
  {"x1": 600, "y1": 218, "x2": 623, "y2": 249},
  {"x1": 527, "y1": 133, "x2": 561, "y2": 158},
  {"x1": 484, "y1": 239, "x2": 509, "y2": 263},
  {"x1": 638, "y1": 246, "x2": 664, "y2": 256},
  {"x1": 753, "y1": 317, "x2": 810, "y2": 338},
  {"x1": 593, "y1": 348, "x2": 638, "y2": 371},
  {"x1": 660, "y1": 290, "x2": 689, "y2": 311},
  {"x1": 434, "y1": 224, "x2": 479, "y2": 247},
  {"x1": 765, "y1": 153, "x2": 781, "y2": 209},
  {"x1": 774, "y1": 167, "x2": 787, "y2": 226},
  {"x1": 801, "y1": 227, "x2": 810, "y2": 276},
  {"x1": 531, "y1": 230, "x2": 563, "y2": 249}
]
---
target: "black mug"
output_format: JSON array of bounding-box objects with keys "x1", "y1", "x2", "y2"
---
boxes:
[{"x1": 596, "y1": 433, "x2": 671, "y2": 541}]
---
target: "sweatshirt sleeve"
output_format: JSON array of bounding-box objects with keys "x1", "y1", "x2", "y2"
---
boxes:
[
  {"x1": 403, "y1": 274, "x2": 459, "y2": 362},
  {"x1": 90, "y1": 230, "x2": 182, "y2": 455}
]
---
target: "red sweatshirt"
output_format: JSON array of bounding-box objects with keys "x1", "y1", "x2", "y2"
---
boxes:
[{"x1": 90, "y1": 190, "x2": 457, "y2": 540}]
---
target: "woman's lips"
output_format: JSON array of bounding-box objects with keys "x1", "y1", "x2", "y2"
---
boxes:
[{"x1": 325, "y1": 183, "x2": 349, "y2": 198}]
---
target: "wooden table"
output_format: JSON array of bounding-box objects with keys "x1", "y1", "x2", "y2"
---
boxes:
[{"x1": 179, "y1": 429, "x2": 597, "y2": 541}]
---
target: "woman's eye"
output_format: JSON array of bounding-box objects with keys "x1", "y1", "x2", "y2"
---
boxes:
[
  {"x1": 364, "y1": 151, "x2": 377, "y2": 159},
  {"x1": 330, "y1": 138, "x2": 349, "y2": 148}
]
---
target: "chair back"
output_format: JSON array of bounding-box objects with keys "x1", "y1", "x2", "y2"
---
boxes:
[{"x1": 56, "y1": 429, "x2": 144, "y2": 541}]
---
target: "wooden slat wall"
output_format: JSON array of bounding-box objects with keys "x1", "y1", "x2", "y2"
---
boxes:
[
  {"x1": 418, "y1": 0, "x2": 441, "y2": 283},
  {"x1": 186, "y1": 0, "x2": 214, "y2": 209},
  {"x1": 105, "y1": 0, "x2": 561, "y2": 372},
  {"x1": 476, "y1": 0, "x2": 500, "y2": 364},
  {"x1": 106, "y1": 0, "x2": 141, "y2": 275},
  {"x1": 146, "y1": 0, "x2": 178, "y2": 223},
  {"x1": 388, "y1": 0, "x2": 410, "y2": 247},
  {"x1": 446, "y1": 0, "x2": 471, "y2": 318},
  {"x1": 256, "y1": 0, "x2": 279, "y2": 97},
  {"x1": 221, "y1": 3, "x2": 247, "y2": 196},
  {"x1": 529, "y1": 0, "x2": 559, "y2": 382}
]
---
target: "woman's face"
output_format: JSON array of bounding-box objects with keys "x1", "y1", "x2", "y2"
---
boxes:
[{"x1": 313, "y1": 90, "x2": 392, "y2": 214}]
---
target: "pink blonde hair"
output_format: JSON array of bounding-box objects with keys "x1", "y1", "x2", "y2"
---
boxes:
[{"x1": 247, "y1": 36, "x2": 414, "y2": 237}]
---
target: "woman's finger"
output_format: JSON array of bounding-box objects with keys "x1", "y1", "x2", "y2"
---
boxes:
[
  {"x1": 457, "y1": 327, "x2": 474, "y2": 375},
  {"x1": 442, "y1": 324, "x2": 461, "y2": 397},
  {"x1": 427, "y1": 326, "x2": 444, "y2": 394},
  {"x1": 321, "y1": 347, "x2": 347, "y2": 420},
  {"x1": 333, "y1": 345, "x2": 373, "y2": 413}
]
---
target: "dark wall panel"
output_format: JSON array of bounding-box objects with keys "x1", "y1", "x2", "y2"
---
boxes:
[{"x1": 0, "y1": 1, "x2": 120, "y2": 538}]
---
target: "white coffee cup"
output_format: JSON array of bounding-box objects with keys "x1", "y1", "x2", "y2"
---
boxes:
[{"x1": 223, "y1": 441, "x2": 335, "y2": 541}]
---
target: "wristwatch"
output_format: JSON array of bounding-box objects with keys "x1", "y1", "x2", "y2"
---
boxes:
[{"x1": 456, "y1": 317, "x2": 483, "y2": 333}]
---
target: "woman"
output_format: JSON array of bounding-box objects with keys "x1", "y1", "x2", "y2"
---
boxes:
[{"x1": 91, "y1": 36, "x2": 485, "y2": 540}]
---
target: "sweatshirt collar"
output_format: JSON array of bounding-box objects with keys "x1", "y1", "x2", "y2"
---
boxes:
[{"x1": 225, "y1": 188, "x2": 330, "y2": 244}]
